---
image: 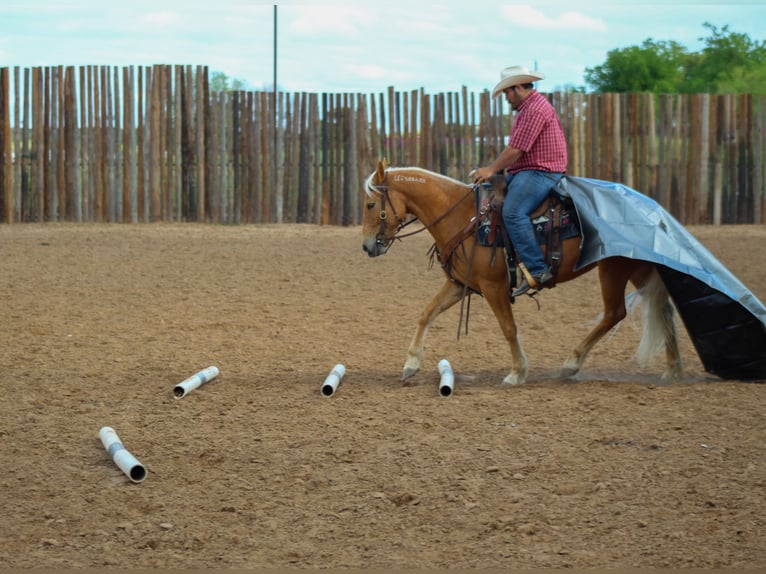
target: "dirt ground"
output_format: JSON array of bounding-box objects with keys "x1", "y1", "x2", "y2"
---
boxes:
[{"x1": 0, "y1": 222, "x2": 764, "y2": 569}]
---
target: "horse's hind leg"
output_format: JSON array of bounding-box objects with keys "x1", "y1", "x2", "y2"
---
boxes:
[
  {"x1": 402, "y1": 280, "x2": 465, "y2": 381},
  {"x1": 561, "y1": 258, "x2": 635, "y2": 378}
]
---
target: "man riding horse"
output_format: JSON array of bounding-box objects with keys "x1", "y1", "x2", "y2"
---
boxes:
[{"x1": 472, "y1": 65, "x2": 568, "y2": 297}]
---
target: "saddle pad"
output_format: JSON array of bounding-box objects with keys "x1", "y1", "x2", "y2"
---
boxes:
[
  {"x1": 531, "y1": 209, "x2": 581, "y2": 245},
  {"x1": 475, "y1": 204, "x2": 581, "y2": 248}
]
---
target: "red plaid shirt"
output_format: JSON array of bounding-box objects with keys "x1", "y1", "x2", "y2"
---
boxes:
[{"x1": 507, "y1": 91, "x2": 568, "y2": 174}]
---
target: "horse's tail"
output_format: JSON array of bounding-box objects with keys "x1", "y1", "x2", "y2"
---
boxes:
[{"x1": 636, "y1": 267, "x2": 677, "y2": 364}]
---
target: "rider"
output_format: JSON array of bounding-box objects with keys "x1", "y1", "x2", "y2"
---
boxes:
[{"x1": 473, "y1": 65, "x2": 568, "y2": 297}]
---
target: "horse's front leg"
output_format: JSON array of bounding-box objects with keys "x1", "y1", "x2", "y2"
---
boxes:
[
  {"x1": 482, "y1": 282, "x2": 528, "y2": 386},
  {"x1": 402, "y1": 280, "x2": 465, "y2": 381}
]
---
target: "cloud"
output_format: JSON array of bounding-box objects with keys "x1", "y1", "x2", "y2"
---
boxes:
[
  {"x1": 142, "y1": 10, "x2": 182, "y2": 27},
  {"x1": 1, "y1": 1, "x2": 763, "y2": 95},
  {"x1": 500, "y1": 5, "x2": 606, "y2": 31},
  {"x1": 287, "y1": 5, "x2": 372, "y2": 38}
]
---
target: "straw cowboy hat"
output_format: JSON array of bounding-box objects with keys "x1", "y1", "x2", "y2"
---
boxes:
[{"x1": 491, "y1": 65, "x2": 545, "y2": 98}]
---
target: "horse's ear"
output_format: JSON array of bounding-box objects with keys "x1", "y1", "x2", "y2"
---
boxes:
[{"x1": 375, "y1": 160, "x2": 387, "y2": 183}]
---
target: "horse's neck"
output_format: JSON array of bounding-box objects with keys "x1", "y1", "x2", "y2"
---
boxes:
[{"x1": 397, "y1": 173, "x2": 472, "y2": 244}]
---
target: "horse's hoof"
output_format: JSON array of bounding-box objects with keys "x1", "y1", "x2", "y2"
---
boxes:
[
  {"x1": 501, "y1": 373, "x2": 526, "y2": 386},
  {"x1": 402, "y1": 366, "x2": 419, "y2": 381},
  {"x1": 659, "y1": 370, "x2": 681, "y2": 385},
  {"x1": 560, "y1": 366, "x2": 579, "y2": 378},
  {"x1": 560, "y1": 360, "x2": 580, "y2": 378}
]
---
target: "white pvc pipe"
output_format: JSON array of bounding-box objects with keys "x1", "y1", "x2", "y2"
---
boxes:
[
  {"x1": 99, "y1": 426, "x2": 147, "y2": 483},
  {"x1": 173, "y1": 366, "x2": 220, "y2": 398},
  {"x1": 321, "y1": 364, "x2": 346, "y2": 397},
  {"x1": 438, "y1": 359, "x2": 454, "y2": 397}
]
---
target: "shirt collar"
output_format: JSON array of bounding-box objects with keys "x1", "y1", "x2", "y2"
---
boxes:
[{"x1": 516, "y1": 89, "x2": 540, "y2": 112}]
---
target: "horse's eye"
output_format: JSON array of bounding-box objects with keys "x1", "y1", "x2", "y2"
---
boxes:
[{"x1": 367, "y1": 202, "x2": 376, "y2": 210}]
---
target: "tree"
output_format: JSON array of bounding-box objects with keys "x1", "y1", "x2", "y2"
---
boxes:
[
  {"x1": 585, "y1": 39, "x2": 688, "y2": 92},
  {"x1": 210, "y1": 71, "x2": 247, "y2": 91},
  {"x1": 727, "y1": 65, "x2": 766, "y2": 94},
  {"x1": 584, "y1": 23, "x2": 766, "y2": 94},
  {"x1": 682, "y1": 23, "x2": 766, "y2": 93}
]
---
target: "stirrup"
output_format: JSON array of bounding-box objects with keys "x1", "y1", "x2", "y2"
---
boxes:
[{"x1": 513, "y1": 266, "x2": 553, "y2": 298}]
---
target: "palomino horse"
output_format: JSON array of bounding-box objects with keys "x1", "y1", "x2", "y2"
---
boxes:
[{"x1": 361, "y1": 161, "x2": 683, "y2": 386}]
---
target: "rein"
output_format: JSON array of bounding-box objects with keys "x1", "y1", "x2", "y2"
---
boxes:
[
  {"x1": 367, "y1": 180, "x2": 475, "y2": 249},
  {"x1": 368, "y1": 174, "x2": 483, "y2": 339}
]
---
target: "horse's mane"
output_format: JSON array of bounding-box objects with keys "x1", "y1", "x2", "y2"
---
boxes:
[{"x1": 364, "y1": 166, "x2": 469, "y2": 198}]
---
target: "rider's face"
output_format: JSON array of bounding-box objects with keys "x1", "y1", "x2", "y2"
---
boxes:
[{"x1": 504, "y1": 86, "x2": 520, "y2": 109}]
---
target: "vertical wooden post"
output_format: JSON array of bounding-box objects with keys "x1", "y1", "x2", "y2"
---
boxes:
[
  {"x1": 220, "y1": 90, "x2": 229, "y2": 223},
  {"x1": 64, "y1": 66, "x2": 79, "y2": 222},
  {"x1": 626, "y1": 93, "x2": 638, "y2": 191},
  {"x1": 171, "y1": 66, "x2": 182, "y2": 221},
  {"x1": 31, "y1": 67, "x2": 43, "y2": 221},
  {"x1": 136, "y1": 66, "x2": 145, "y2": 221},
  {"x1": 244, "y1": 91, "x2": 255, "y2": 222},
  {"x1": 422, "y1": 91, "x2": 432, "y2": 168},
  {"x1": 149, "y1": 66, "x2": 161, "y2": 222},
  {"x1": 121, "y1": 67, "x2": 132, "y2": 222},
  {"x1": 196, "y1": 65, "x2": 207, "y2": 222},
  {"x1": 755, "y1": 95, "x2": 765, "y2": 224},
  {"x1": 309, "y1": 93, "x2": 320, "y2": 224},
  {"x1": 612, "y1": 92, "x2": 622, "y2": 184},
  {"x1": 300, "y1": 91, "x2": 312, "y2": 223},
  {"x1": 0, "y1": 67, "x2": 10, "y2": 222},
  {"x1": 262, "y1": 89, "x2": 272, "y2": 223},
  {"x1": 103, "y1": 66, "x2": 115, "y2": 221},
  {"x1": 645, "y1": 94, "x2": 657, "y2": 200},
  {"x1": 80, "y1": 67, "x2": 90, "y2": 221},
  {"x1": 738, "y1": 94, "x2": 751, "y2": 223},
  {"x1": 12, "y1": 67, "x2": 22, "y2": 222},
  {"x1": 725, "y1": 94, "x2": 736, "y2": 223},
  {"x1": 589, "y1": 92, "x2": 599, "y2": 180},
  {"x1": 163, "y1": 65, "x2": 174, "y2": 220},
  {"x1": 690, "y1": 94, "x2": 705, "y2": 223}
]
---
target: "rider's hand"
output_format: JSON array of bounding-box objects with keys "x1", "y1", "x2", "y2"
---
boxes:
[{"x1": 472, "y1": 167, "x2": 494, "y2": 184}]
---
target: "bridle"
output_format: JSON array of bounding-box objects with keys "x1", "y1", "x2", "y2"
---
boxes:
[
  {"x1": 367, "y1": 170, "x2": 486, "y2": 339},
  {"x1": 366, "y1": 181, "x2": 419, "y2": 249},
  {"x1": 366, "y1": 173, "x2": 474, "y2": 249}
]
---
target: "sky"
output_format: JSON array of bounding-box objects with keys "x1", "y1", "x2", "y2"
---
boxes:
[{"x1": 1, "y1": 1, "x2": 765, "y2": 94}]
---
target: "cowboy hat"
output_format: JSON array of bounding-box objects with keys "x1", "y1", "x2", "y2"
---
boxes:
[{"x1": 491, "y1": 65, "x2": 545, "y2": 98}]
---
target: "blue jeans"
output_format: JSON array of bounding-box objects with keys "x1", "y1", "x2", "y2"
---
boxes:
[{"x1": 502, "y1": 170, "x2": 564, "y2": 276}]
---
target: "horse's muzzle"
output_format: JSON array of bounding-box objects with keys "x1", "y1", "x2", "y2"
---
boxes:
[{"x1": 362, "y1": 236, "x2": 388, "y2": 257}]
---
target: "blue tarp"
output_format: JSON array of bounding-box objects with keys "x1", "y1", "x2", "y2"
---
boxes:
[{"x1": 560, "y1": 176, "x2": 766, "y2": 381}]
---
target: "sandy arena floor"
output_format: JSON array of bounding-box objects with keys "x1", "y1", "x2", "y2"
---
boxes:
[{"x1": 0, "y1": 223, "x2": 764, "y2": 569}]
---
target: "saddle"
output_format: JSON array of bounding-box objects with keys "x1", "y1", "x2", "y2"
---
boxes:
[
  {"x1": 433, "y1": 174, "x2": 582, "y2": 305},
  {"x1": 432, "y1": 175, "x2": 582, "y2": 336},
  {"x1": 474, "y1": 174, "x2": 581, "y2": 292}
]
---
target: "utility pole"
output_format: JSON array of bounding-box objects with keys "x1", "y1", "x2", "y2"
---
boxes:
[
  {"x1": 273, "y1": 5, "x2": 277, "y2": 98},
  {"x1": 273, "y1": 4, "x2": 279, "y2": 221}
]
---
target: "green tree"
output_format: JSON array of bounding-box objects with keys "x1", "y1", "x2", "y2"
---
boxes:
[
  {"x1": 210, "y1": 71, "x2": 247, "y2": 91},
  {"x1": 727, "y1": 65, "x2": 766, "y2": 94},
  {"x1": 585, "y1": 39, "x2": 687, "y2": 92},
  {"x1": 585, "y1": 23, "x2": 766, "y2": 94},
  {"x1": 683, "y1": 23, "x2": 766, "y2": 93}
]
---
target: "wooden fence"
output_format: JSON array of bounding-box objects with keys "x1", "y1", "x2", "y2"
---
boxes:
[{"x1": 1, "y1": 64, "x2": 764, "y2": 225}]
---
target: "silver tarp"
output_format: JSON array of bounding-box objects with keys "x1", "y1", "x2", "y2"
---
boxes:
[{"x1": 560, "y1": 176, "x2": 766, "y2": 381}]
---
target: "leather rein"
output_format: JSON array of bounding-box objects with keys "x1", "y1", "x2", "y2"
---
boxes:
[
  {"x1": 367, "y1": 177, "x2": 475, "y2": 249},
  {"x1": 367, "y1": 175, "x2": 482, "y2": 338}
]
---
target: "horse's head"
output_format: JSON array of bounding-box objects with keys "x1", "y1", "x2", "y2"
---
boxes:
[{"x1": 361, "y1": 160, "x2": 411, "y2": 257}]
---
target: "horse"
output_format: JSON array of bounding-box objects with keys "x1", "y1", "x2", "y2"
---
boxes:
[{"x1": 361, "y1": 160, "x2": 683, "y2": 386}]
